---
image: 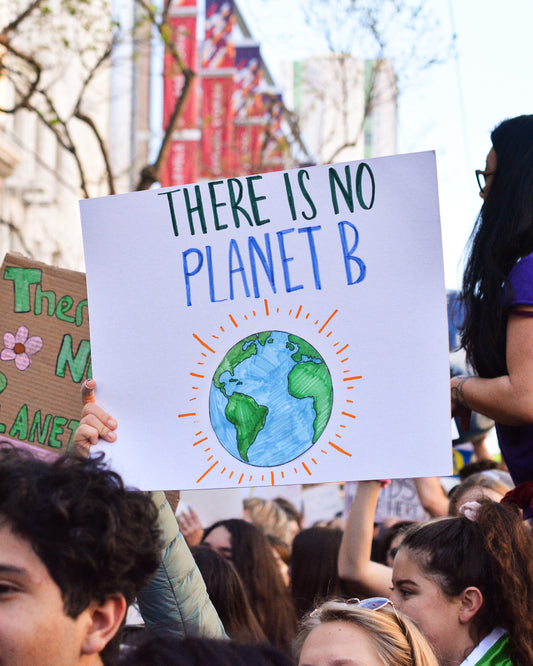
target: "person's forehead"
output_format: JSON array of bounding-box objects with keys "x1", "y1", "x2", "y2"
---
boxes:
[{"x1": 0, "y1": 522, "x2": 50, "y2": 584}]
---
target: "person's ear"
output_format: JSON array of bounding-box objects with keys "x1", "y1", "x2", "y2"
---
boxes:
[
  {"x1": 82, "y1": 595, "x2": 127, "y2": 655},
  {"x1": 458, "y1": 586, "x2": 483, "y2": 624}
]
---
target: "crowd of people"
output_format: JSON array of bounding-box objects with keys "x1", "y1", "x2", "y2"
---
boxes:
[{"x1": 2, "y1": 114, "x2": 533, "y2": 665}]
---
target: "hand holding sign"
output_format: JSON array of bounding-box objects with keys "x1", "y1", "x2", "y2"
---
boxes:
[{"x1": 72, "y1": 379, "x2": 117, "y2": 453}]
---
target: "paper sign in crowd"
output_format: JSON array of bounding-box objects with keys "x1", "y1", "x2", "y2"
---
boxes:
[
  {"x1": 0, "y1": 253, "x2": 90, "y2": 458},
  {"x1": 80, "y1": 151, "x2": 452, "y2": 491}
]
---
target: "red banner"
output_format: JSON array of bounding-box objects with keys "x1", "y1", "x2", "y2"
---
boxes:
[
  {"x1": 161, "y1": 2, "x2": 198, "y2": 187},
  {"x1": 200, "y1": 74, "x2": 235, "y2": 178},
  {"x1": 199, "y1": 0, "x2": 235, "y2": 178},
  {"x1": 160, "y1": 136, "x2": 199, "y2": 187},
  {"x1": 163, "y1": 14, "x2": 198, "y2": 131},
  {"x1": 201, "y1": 0, "x2": 235, "y2": 69},
  {"x1": 232, "y1": 45, "x2": 267, "y2": 175}
]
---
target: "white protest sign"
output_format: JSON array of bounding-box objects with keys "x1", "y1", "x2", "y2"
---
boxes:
[{"x1": 80, "y1": 151, "x2": 452, "y2": 491}]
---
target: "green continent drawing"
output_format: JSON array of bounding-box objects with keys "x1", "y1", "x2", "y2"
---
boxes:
[
  {"x1": 209, "y1": 331, "x2": 333, "y2": 467},
  {"x1": 287, "y1": 361, "x2": 333, "y2": 443},
  {"x1": 225, "y1": 392, "x2": 269, "y2": 462}
]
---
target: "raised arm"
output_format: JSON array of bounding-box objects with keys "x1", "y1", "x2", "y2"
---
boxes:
[
  {"x1": 451, "y1": 309, "x2": 533, "y2": 426},
  {"x1": 337, "y1": 480, "x2": 393, "y2": 598},
  {"x1": 413, "y1": 477, "x2": 449, "y2": 517},
  {"x1": 73, "y1": 381, "x2": 226, "y2": 639}
]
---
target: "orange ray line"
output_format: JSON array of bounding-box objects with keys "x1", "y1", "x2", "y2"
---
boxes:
[
  {"x1": 229, "y1": 471, "x2": 234, "y2": 479},
  {"x1": 261, "y1": 475, "x2": 265, "y2": 481},
  {"x1": 319, "y1": 309, "x2": 338, "y2": 333},
  {"x1": 221, "y1": 467, "x2": 226, "y2": 473},
  {"x1": 327, "y1": 331, "x2": 332, "y2": 337},
  {"x1": 249, "y1": 475, "x2": 253, "y2": 482},
  {"x1": 193, "y1": 437, "x2": 208, "y2": 446},
  {"x1": 196, "y1": 461, "x2": 219, "y2": 483},
  {"x1": 193, "y1": 333, "x2": 216, "y2": 354},
  {"x1": 229, "y1": 314, "x2": 238, "y2": 328},
  {"x1": 336, "y1": 344, "x2": 349, "y2": 355},
  {"x1": 195, "y1": 431, "x2": 202, "y2": 436},
  {"x1": 296, "y1": 305, "x2": 302, "y2": 318},
  {"x1": 264, "y1": 299, "x2": 269, "y2": 316},
  {"x1": 302, "y1": 462, "x2": 312, "y2": 475},
  {"x1": 281, "y1": 471, "x2": 285, "y2": 479},
  {"x1": 342, "y1": 411, "x2": 356, "y2": 419},
  {"x1": 238, "y1": 473, "x2": 244, "y2": 484},
  {"x1": 178, "y1": 413, "x2": 196, "y2": 418},
  {"x1": 312, "y1": 458, "x2": 317, "y2": 464},
  {"x1": 329, "y1": 441, "x2": 352, "y2": 456},
  {"x1": 343, "y1": 375, "x2": 362, "y2": 381},
  {"x1": 341, "y1": 358, "x2": 348, "y2": 363},
  {"x1": 271, "y1": 471, "x2": 275, "y2": 486},
  {"x1": 190, "y1": 372, "x2": 205, "y2": 378}
]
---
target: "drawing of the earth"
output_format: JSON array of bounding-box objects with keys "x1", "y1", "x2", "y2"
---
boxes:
[{"x1": 209, "y1": 331, "x2": 333, "y2": 467}]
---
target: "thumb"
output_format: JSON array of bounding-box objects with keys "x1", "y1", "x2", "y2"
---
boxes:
[{"x1": 81, "y1": 379, "x2": 96, "y2": 405}]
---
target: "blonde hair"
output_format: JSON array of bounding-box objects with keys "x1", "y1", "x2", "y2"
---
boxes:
[
  {"x1": 243, "y1": 497, "x2": 292, "y2": 544},
  {"x1": 294, "y1": 600, "x2": 438, "y2": 666}
]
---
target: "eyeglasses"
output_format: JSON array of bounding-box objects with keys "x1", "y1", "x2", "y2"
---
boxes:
[
  {"x1": 475, "y1": 169, "x2": 496, "y2": 192},
  {"x1": 354, "y1": 597, "x2": 392, "y2": 611},
  {"x1": 310, "y1": 597, "x2": 396, "y2": 617}
]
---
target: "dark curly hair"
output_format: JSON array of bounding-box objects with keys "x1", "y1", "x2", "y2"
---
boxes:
[
  {"x1": 400, "y1": 500, "x2": 533, "y2": 665},
  {"x1": 0, "y1": 447, "x2": 162, "y2": 661}
]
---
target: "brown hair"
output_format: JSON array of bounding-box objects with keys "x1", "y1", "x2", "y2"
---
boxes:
[{"x1": 401, "y1": 500, "x2": 533, "y2": 665}]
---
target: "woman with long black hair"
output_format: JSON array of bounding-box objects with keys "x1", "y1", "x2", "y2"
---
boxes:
[{"x1": 452, "y1": 114, "x2": 533, "y2": 485}]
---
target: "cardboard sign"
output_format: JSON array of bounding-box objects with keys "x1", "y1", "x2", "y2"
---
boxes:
[
  {"x1": 0, "y1": 253, "x2": 90, "y2": 457},
  {"x1": 80, "y1": 152, "x2": 453, "y2": 491}
]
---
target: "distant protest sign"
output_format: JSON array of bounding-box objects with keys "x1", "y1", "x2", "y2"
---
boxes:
[
  {"x1": 0, "y1": 253, "x2": 90, "y2": 457},
  {"x1": 80, "y1": 151, "x2": 452, "y2": 491}
]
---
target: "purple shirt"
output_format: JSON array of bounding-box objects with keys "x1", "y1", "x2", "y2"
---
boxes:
[{"x1": 497, "y1": 252, "x2": 533, "y2": 485}]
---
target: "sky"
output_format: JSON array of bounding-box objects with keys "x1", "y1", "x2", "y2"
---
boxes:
[{"x1": 237, "y1": 0, "x2": 533, "y2": 289}]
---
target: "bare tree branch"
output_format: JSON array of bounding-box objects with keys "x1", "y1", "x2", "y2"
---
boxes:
[
  {"x1": 0, "y1": 217, "x2": 35, "y2": 257},
  {"x1": 1, "y1": 0, "x2": 45, "y2": 35}
]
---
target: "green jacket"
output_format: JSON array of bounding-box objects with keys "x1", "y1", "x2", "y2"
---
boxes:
[{"x1": 136, "y1": 491, "x2": 226, "y2": 639}]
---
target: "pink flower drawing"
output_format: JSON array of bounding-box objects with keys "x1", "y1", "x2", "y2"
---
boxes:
[{"x1": 1, "y1": 326, "x2": 43, "y2": 371}]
